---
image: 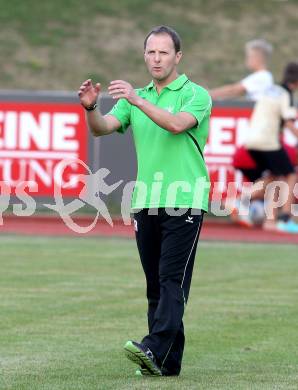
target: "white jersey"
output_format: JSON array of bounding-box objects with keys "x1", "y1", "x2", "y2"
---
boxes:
[
  {"x1": 241, "y1": 70, "x2": 274, "y2": 101},
  {"x1": 244, "y1": 85, "x2": 297, "y2": 151}
]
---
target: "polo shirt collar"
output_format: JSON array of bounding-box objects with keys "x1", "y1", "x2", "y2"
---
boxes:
[
  {"x1": 166, "y1": 74, "x2": 189, "y2": 90},
  {"x1": 145, "y1": 74, "x2": 189, "y2": 91}
]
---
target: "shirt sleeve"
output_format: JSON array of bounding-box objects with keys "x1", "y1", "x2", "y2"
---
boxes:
[
  {"x1": 179, "y1": 86, "x2": 212, "y2": 126},
  {"x1": 280, "y1": 92, "x2": 297, "y2": 121},
  {"x1": 107, "y1": 98, "x2": 131, "y2": 134},
  {"x1": 241, "y1": 72, "x2": 272, "y2": 95}
]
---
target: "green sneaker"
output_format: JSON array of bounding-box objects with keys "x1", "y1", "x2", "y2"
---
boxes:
[
  {"x1": 135, "y1": 367, "x2": 149, "y2": 376},
  {"x1": 136, "y1": 367, "x2": 180, "y2": 377},
  {"x1": 135, "y1": 368, "x2": 142, "y2": 376},
  {"x1": 124, "y1": 340, "x2": 162, "y2": 376}
]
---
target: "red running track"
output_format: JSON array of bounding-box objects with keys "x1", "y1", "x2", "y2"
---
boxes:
[{"x1": 1, "y1": 215, "x2": 298, "y2": 244}]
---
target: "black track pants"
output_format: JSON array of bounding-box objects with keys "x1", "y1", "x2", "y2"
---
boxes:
[{"x1": 133, "y1": 208, "x2": 204, "y2": 375}]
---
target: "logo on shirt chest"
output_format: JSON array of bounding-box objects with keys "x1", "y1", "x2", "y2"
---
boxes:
[{"x1": 165, "y1": 105, "x2": 174, "y2": 113}]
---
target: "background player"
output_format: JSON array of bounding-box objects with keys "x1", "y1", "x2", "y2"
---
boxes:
[
  {"x1": 210, "y1": 39, "x2": 273, "y2": 101},
  {"x1": 243, "y1": 62, "x2": 298, "y2": 233}
]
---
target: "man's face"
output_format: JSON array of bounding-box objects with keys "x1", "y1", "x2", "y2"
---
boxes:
[
  {"x1": 245, "y1": 48, "x2": 265, "y2": 71},
  {"x1": 144, "y1": 33, "x2": 182, "y2": 81}
]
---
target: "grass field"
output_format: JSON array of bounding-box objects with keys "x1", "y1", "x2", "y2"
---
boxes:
[{"x1": 0, "y1": 235, "x2": 297, "y2": 390}]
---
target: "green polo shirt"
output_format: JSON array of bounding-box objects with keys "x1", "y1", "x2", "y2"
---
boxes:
[{"x1": 108, "y1": 74, "x2": 212, "y2": 211}]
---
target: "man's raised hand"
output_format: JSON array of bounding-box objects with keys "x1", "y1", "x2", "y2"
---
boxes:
[
  {"x1": 78, "y1": 79, "x2": 101, "y2": 108},
  {"x1": 108, "y1": 80, "x2": 141, "y2": 106}
]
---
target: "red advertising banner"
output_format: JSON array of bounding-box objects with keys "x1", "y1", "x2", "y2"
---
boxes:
[
  {"x1": 1, "y1": 102, "x2": 296, "y2": 199},
  {"x1": 206, "y1": 106, "x2": 252, "y2": 199},
  {"x1": 0, "y1": 102, "x2": 87, "y2": 196}
]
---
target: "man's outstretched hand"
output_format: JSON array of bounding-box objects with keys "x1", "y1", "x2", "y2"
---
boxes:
[
  {"x1": 108, "y1": 80, "x2": 142, "y2": 106},
  {"x1": 78, "y1": 79, "x2": 101, "y2": 108}
]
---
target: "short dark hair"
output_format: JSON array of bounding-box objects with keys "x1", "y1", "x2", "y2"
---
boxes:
[
  {"x1": 282, "y1": 62, "x2": 298, "y2": 84},
  {"x1": 144, "y1": 25, "x2": 181, "y2": 53}
]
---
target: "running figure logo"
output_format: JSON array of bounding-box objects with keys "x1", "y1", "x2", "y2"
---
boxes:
[{"x1": 45, "y1": 159, "x2": 123, "y2": 233}]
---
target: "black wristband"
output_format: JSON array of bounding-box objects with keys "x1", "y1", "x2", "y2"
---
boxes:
[{"x1": 83, "y1": 103, "x2": 98, "y2": 111}]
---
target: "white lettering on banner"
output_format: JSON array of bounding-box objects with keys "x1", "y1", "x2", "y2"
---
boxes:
[
  {"x1": 0, "y1": 151, "x2": 77, "y2": 159},
  {"x1": 206, "y1": 117, "x2": 251, "y2": 154},
  {"x1": 0, "y1": 159, "x2": 27, "y2": 186},
  {"x1": 28, "y1": 160, "x2": 54, "y2": 186},
  {"x1": 54, "y1": 161, "x2": 81, "y2": 188},
  {"x1": 0, "y1": 111, "x2": 79, "y2": 151},
  {"x1": 53, "y1": 113, "x2": 79, "y2": 151},
  {"x1": 0, "y1": 105, "x2": 85, "y2": 196},
  {"x1": 236, "y1": 118, "x2": 250, "y2": 146},
  {"x1": 0, "y1": 159, "x2": 81, "y2": 188},
  {"x1": 206, "y1": 117, "x2": 236, "y2": 155},
  {"x1": 205, "y1": 114, "x2": 252, "y2": 196},
  {"x1": 19, "y1": 112, "x2": 50, "y2": 150},
  {"x1": 1, "y1": 112, "x2": 18, "y2": 149}
]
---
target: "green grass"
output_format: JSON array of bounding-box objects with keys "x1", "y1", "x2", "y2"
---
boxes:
[
  {"x1": 0, "y1": 236, "x2": 297, "y2": 389},
  {"x1": 0, "y1": 0, "x2": 297, "y2": 90}
]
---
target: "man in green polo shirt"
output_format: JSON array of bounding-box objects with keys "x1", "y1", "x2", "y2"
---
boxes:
[{"x1": 78, "y1": 25, "x2": 212, "y2": 377}]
